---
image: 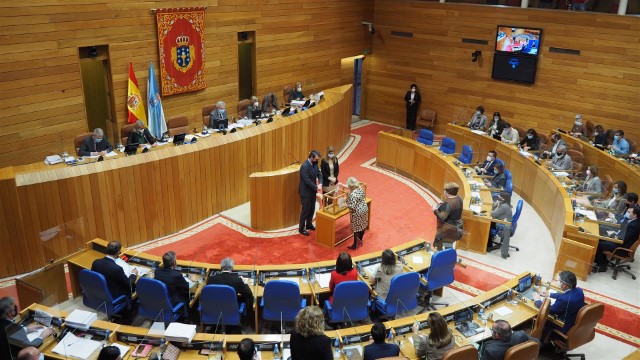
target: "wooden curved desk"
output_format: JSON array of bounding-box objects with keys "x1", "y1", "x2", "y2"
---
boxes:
[
  {"x1": 250, "y1": 165, "x2": 300, "y2": 231},
  {"x1": 0, "y1": 85, "x2": 353, "y2": 278},
  {"x1": 444, "y1": 124, "x2": 640, "y2": 280},
  {"x1": 376, "y1": 130, "x2": 494, "y2": 254}
]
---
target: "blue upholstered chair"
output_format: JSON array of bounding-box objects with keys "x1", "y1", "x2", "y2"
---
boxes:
[
  {"x1": 79, "y1": 269, "x2": 130, "y2": 320},
  {"x1": 421, "y1": 248, "x2": 457, "y2": 310},
  {"x1": 324, "y1": 281, "x2": 370, "y2": 324},
  {"x1": 458, "y1": 145, "x2": 473, "y2": 164},
  {"x1": 260, "y1": 280, "x2": 306, "y2": 323},
  {"x1": 374, "y1": 272, "x2": 421, "y2": 318},
  {"x1": 417, "y1": 129, "x2": 434, "y2": 146},
  {"x1": 200, "y1": 285, "x2": 246, "y2": 329},
  {"x1": 439, "y1": 137, "x2": 456, "y2": 155},
  {"x1": 136, "y1": 278, "x2": 185, "y2": 325}
]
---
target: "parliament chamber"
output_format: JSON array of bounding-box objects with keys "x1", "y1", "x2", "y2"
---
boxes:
[{"x1": 1, "y1": 0, "x2": 639, "y2": 359}]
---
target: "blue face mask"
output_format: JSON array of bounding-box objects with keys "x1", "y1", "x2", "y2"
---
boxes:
[
  {"x1": 613, "y1": 188, "x2": 619, "y2": 194},
  {"x1": 624, "y1": 212, "x2": 632, "y2": 220},
  {"x1": 95, "y1": 138, "x2": 103, "y2": 143},
  {"x1": 614, "y1": 135, "x2": 619, "y2": 141},
  {"x1": 527, "y1": 134, "x2": 533, "y2": 139},
  {"x1": 39, "y1": 353, "x2": 44, "y2": 360}
]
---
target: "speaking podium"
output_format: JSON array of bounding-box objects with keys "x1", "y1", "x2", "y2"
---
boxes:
[{"x1": 249, "y1": 165, "x2": 300, "y2": 231}]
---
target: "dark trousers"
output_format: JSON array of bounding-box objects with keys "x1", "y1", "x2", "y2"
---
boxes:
[
  {"x1": 299, "y1": 196, "x2": 316, "y2": 231},
  {"x1": 595, "y1": 240, "x2": 619, "y2": 267},
  {"x1": 406, "y1": 107, "x2": 418, "y2": 130}
]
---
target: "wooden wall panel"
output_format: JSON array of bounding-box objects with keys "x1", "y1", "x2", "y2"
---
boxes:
[
  {"x1": 0, "y1": 0, "x2": 373, "y2": 167},
  {"x1": 364, "y1": 1, "x2": 639, "y2": 143}
]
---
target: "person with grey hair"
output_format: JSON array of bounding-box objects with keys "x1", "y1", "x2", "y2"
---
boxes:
[
  {"x1": 1, "y1": 297, "x2": 53, "y2": 359},
  {"x1": 127, "y1": 119, "x2": 157, "y2": 147},
  {"x1": 17, "y1": 346, "x2": 43, "y2": 360},
  {"x1": 209, "y1": 100, "x2": 228, "y2": 129},
  {"x1": 346, "y1": 176, "x2": 368, "y2": 250},
  {"x1": 480, "y1": 319, "x2": 539, "y2": 360},
  {"x1": 246, "y1": 96, "x2": 261, "y2": 119},
  {"x1": 207, "y1": 257, "x2": 254, "y2": 310},
  {"x1": 548, "y1": 144, "x2": 573, "y2": 170},
  {"x1": 154, "y1": 251, "x2": 189, "y2": 316},
  {"x1": 78, "y1": 127, "x2": 114, "y2": 156}
]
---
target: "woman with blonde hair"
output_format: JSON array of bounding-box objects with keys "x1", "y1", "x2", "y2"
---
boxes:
[
  {"x1": 411, "y1": 312, "x2": 454, "y2": 360},
  {"x1": 346, "y1": 177, "x2": 368, "y2": 250},
  {"x1": 246, "y1": 95, "x2": 261, "y2": 119},
  {"x1": 580, "y1": 165, "x2": 603, "y2": 194},
  {"x1": 290, "y1": 306, "x2": 332, "y2": 360}
]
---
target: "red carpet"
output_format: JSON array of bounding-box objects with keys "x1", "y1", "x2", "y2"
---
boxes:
[{"x1": 146, "y1": 123, "x2": 437, "y2": 266}]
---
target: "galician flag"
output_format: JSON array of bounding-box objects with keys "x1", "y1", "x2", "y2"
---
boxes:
[
  {"x1": 127, "y1": 62, "x2": 147, "y2": 124},
  {"x1": 147, "y1": 61, "x2": 167, "y2": 139}
]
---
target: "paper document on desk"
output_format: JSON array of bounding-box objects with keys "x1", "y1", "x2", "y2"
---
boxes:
[
  {"x1": 553, "y1": 172, "x2": 570, "y2": 178},
  {"x1": 493, "y1": 306, "x2": 513, "y2": 317},
  {"x1": 34, "y1": 309, "x2": 53, "y2": 326},
  {"x1": 131, "y1": 266, "x2": 151, "y2": 278},
  {"x1": 576, "y1": 209, "x2": 597, "y2": 221},
  {"x1": 109, "y1": 343, "x2": 131, "y2": 357},
  {"x1": 315, "y1": 273, "x2": 331, "y2": 289},
  {"x1": 44, "y1": 155, "x2": 63, "y2": 165},
  {"x1": 471, "y1": 130, "x2": 486, "y2": 135},
  {"x1": 65, "y1": 309, "x2": 97, "y2": 330},
  {"x1": 519, "y1": 150, "x2": 532, "y2": 157},
  {"x1": 343, "y1": 345, "x2": 363, "y2": 360},
  {"x1": 363, "y1": 264, "x2": 379, "y2": 278},
  {"x1": 196, "y1": 132, "x2": 211, "y2": 138},
  {"x1": 469, "y1": 205, "x2": 482, "y2": 214},
  {"x1": 105, "y1": 151, "x2": 118, "y2": 157},
  {"x1": 283, "y1": 349, "x2": 291, "y2": 359},
  {"x1": 52, "y1": 332, "x2": 102, "y2": 359},
  {"x1": 26, "y1": 327, "x2": 45, "y2": 342},
  {"x1": 412, "y1": 256, "x2": 424, "y2": 264}
]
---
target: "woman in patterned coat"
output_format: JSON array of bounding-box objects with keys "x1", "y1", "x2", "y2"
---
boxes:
[{"x1": 346, "y1": 176, "x2": 368, "y2": 250}]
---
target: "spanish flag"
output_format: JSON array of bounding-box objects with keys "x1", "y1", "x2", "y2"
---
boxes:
[{"x1": 127, "y1": 62, "x2": 147, "y2": 124}]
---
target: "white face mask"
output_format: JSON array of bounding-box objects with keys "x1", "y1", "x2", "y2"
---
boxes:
[
  {"x1": 575, "y1": 121, "x2": 582, "y2": 126},
  {"x1": 487, "y1": 156, "x2": 492, "y2": 162},
  {"x1": 297, "y1": 87, "x2": 302, "y2": 92},
  {"x1": 328, "y1": 153, "x2": 334, "y2": 159},
  {"x1": 254, "y1": 102, "x2": 259, "y2": 107},
  {"x1": 476, "y1": 111, "x2": 481, "y2": 115},
  {"x1": 586, "y1": 170, "x2": 591, "y2": 176},
  {"x1": 411, "y1": 88, "x2": 416, "y2": 93},
  {"x1": 494, "y1": 117, "x2": 499, "y2": 121}
]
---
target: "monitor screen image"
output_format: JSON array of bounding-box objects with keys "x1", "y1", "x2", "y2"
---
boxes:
[{"x1": 496, "y1": 26, "x2": 542, "y2": 56}]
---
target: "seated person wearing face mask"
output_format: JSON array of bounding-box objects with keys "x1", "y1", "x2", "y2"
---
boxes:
[
  {"x1": 209, "y1": 101, "x2": 228, "y2": 130},
  {"x1": 246, "y1": 96, "x2": 262, "y2": 119},
  {"x1": 483, "y1": 162, "x2": 506, "y2": 190},
  {"x1": 486, "y1": 112, "x2": 506, "y2": 138},
  {"x1": 78, "y1": 128, "x2": 114, "y2": 157},
  {"x1": 594, "y1": 206, "x2": 640, "y2": 272},
  {"x1": 569, "y1": 114, "x2": 588, "y2": 138},
  {"x1": 290, "y1": 82, "x2": 305, "y2": 101},
  {"x1": 518, "y1": 129, "x2": 540, "y2": 151},
  {"x1": 608, "y1": 130, "x2": 630, "y2": 155},
  {"x1": 475, "y1": 150, "x2": 498, "y2": 176},
  {"x1": 500, "y1": 123, "x2": 519, "y2": 145},
  {"x1": 542, "y1": 133, "x2": 567, "y2": 159},
  {"x1": 547, "y1": 145, "x2": 573, "y2": 170},
  {"x1": 533, "y1": 271, "x2": 585, "y2": 334},
  {"x1": 0, "y1": 297, "x2": 53, "y2": 359},
  {"x1": 127, "y1": 120, "x2": 157, "y2": 147},
  {"x1": 479, "y1": 320, "x2": 539, "y2": 360},
  {"x1": 467, "y1": 106, "x2": 487, "y2": 131}
]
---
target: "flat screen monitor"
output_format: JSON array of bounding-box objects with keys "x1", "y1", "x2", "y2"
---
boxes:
[
  {"x1": 124, "y1": 143, "x2": 138, "y2": 155},
  {"x1": 213, "y1": 118, "x2": 229, "y2": 130},
  {"x1": 496, "y1": 25, "x2": 542, "y2": 56},
  {"x1": 492, "y1": 53, "x2": 538, "y2": 84},
  {"x1": 518, "y1": 274, "x2": 532, "y2": 292},
  {"x1": 251, "y1": 109, "x2": 262, "y2": 119},
  {"x1": 173, "y1": 133, "x2": 186, "y2": 145}
]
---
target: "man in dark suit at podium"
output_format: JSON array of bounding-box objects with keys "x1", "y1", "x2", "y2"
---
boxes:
[
  {"x1": 299, "y1": 150, "x2": 322, "y2": 236},
  {"x1": 91, "y1": 241, "x2": 138, "y2": 299}
]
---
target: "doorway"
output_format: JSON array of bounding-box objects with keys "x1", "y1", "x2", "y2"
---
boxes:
[
  {"x1": 238, "y1": 31, "x2": 256, "y2": 100},
  {"x1": 353, "y1": 58, "x2": 364, "y2": 116},
  {"x1": 78, "y1": 45, "x2": 117, "y2": 143}
]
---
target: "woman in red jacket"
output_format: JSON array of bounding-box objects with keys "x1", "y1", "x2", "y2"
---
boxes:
[{"x1": 328, "y1": 252, "x2": 358, "y2": 304}]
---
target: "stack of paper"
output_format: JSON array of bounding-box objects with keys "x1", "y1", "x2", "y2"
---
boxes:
[
  {"x1": 44, "y1": 155, "x2": 63, "y2": 165},
  {"x1": 363, "y1": 264, "x2": 379, "y2": 278},
  {"x1": 164, "y1": 323, "x2": 196, "y2": 343},
  {"x1": 314, "y1": 273, "x2": 331, "y2": 289},
  {"x1": 34, "y1": 309, "x2": 54, "y2": 326},
  {"x1": 52, "y1": 332, "x2": 102, "y2": 359},
  {"x1": 471, "y1": 130, "x2": 486, "y2": 135},
  {"x1": 65, "y1": 309, "x2": 97, "y2": 330},
  {"x1": 576, "y1": 209, "x2": 597, "y2": 221}
]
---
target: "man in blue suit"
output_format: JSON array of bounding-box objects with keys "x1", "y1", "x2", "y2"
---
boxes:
[
  {"x1": 534, "y1": 270, "x2": 585, "y2": 334},
  {"x1": 594, "y1": 205, "x2": 640, "y2": 272},
  {"x1": 299, "y1": 150, "x2": 322, "y2": 236},
  {"x1": 475, "y1": 150, "x2": 498, "y2": 176},
  {"x1": 363, "y1": 322, "x2": 400, "y2": 360}
]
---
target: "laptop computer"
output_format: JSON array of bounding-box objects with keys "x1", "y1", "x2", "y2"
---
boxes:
[
  {"x1": 519, "y1": 274, "x2": 536, "y2": 299},
  {"x1": 453, "y1": 309, "x2": 484, "y2": 338}
]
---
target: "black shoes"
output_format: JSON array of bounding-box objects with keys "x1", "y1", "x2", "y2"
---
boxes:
[
  {"x1": 306, "y1": 226, "x2": 316, "y2": 231},
  {"x1": 501, "y1": 253, "x2": 510, "y2": 259},
  {"x1": 299, "y1": 230, "x2": 309, "y2": 236}
]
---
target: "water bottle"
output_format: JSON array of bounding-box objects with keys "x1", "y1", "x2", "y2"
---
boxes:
[
  {"x1": 333, "y1": 338, "x2": 341, "y2": 359},
  {"x1": 478, "y1": 308, "x2": 486, "y2": 324},
  {"x1": 159, "y1": 338, "x2": 166, "y2": 357},
  {"x1": 250, "y1": 271, "x2": 256, "y2": 286},
  {"x1": 200, "y1": 268, "x2": 206, "y2": 284},
  {"x1": 273, "y1": 343, "x2": 280, "y2": 360},
  {"x1": 309, "y1": 269, "x2": 316, "y2": 285},
  {"x1": 388, "y1": 330, "x2": 394, "y2": 344},
  {"x1": 301, "y1": 268, "x2": 308, "y2": 284}
]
